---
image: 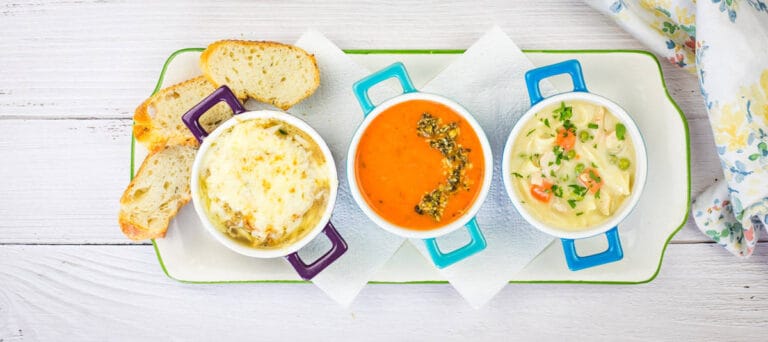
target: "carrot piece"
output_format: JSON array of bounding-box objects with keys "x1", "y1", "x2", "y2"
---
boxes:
[
  {"x1": 578, "y1": 168, "x2": 603, "y2": 194},
  {"x1": 530, "y1": 181, "x2": 553, "y2": 203},
  {"x1": 555, "y1": 127, "x2": 576, "y2": 151}
]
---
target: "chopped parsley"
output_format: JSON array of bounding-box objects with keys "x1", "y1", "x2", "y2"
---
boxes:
[
  {"x1": 595, "y1": 189, "x2": 601, "y2": 199},
  {"x1": 567, "y1": 199, "x2": 578, "y2": 209},
  {"x1": 277, "y1": 128, "x2": 288, "y2": 135},
  {"x1": 616, "y1": 123, "x2": 626, "y2": 140},
  {"x1": 569, "y1": 184, "x2": 588, "y2": 197},
  {"x1": 554, "y1": 102, "x2": 573, "y2": 122},
  {"x1": 588, "y1": 123, "x2": 599, "y2": 129},
  {"x1": 512, "y1": 172, "x2": 524, "y2": 179},
  {"x1": 544, "y1": 118, "x2": 551, "y2": 128},
  {"x1": 551, "y1": 184, "x2": 564, "y2": 198},
  {"x1": 588, "y1": 169, "x2": 602, "y2": 183},
  {"x1": 553, "y1": 145, "x2": 565, "y2": 165},
  {"x1": 576, "y1": 212, "x2": 584, "y2": 216},
  {"x1": 562, "y1": 120, "x2": 575, "y2": 132},
  {"x1": 526, "y1": 128, "x2": 536, "y2": 137}
]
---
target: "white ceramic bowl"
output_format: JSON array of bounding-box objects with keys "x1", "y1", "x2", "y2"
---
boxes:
[
  {"x1": 501, "y1": 92, "x2": 648, "y2": 240},
  {"x1": 347, "y1": 92, "x2": 493, "y2": 239},
  {"x1": 190, "y1": 110, "x2": 339, "y2": 258}
]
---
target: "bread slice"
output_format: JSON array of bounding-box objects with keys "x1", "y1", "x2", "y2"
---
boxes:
[
  {"x1": 200, "y1": 40, "x2": 320, "y2": 110},
  {"x1": 133, "y1": 76, "x2": 234, "y2": 152},
  {"x1": 119, "y1": 145, "x2": 196, "y2": 241}
]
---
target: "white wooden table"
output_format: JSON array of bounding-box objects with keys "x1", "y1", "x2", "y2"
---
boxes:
[{"x1": 1, "y1": 1, "x2": 765, "y2": 340}]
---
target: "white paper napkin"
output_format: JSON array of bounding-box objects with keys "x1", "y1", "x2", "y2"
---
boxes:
[
  {"x1": 288, "y1": 30, "x2": 406, "y2": 306},
  {"x1": 407, "y1": 26, "x2": 557, "y2": 307}
]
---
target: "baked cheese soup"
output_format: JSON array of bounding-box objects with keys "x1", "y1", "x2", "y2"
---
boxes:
[
  {"x1": 199, "y1": 118, "x2": 331, "y2": 249},
  {"x1": 509, "y1": 101, "x2": 636, "y2": 231}
]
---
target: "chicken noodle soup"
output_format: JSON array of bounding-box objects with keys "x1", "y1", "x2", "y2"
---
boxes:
[
  {"x1": 354, "y1": 99, "x2": 485, "y2": 230},
  {"x1": 508, "y1": 101, "x2": 636, "y2": 230},
  {"x1": 198, "y1": 118, "x2": 331, "y2": 248}
]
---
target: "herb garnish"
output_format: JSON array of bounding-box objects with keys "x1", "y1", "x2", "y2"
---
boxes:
[
  {"x1": 526, "y1": 128, "x2": 536, "y2": 137},
  {"x1": 567, "y1": 199, "x2": 577, "y2": 209},
  {"x1": 278, "y1": 128, "x2": 288, "y2": 135},
  {"x1": 569, "y1": 184, "x2": 588, "y2": 198},
  {"x1": 588, "y1": 123, "x2": 599, "y2": 129},
  {"x1": 554, "y1": 102, "x2": 573, "y2": 122},
  {"x1": 414, "y1": 113, "x2": 472, "y2": 221},
  {"x1": 551, "y1": 184, "x2": 564, "y2": 198},
  {"x1": 512, "y1": 172, "x2": 524, "y2": 179},
  {"x1": 588, "y1": 169, "x2": 602, "y2": 183}
]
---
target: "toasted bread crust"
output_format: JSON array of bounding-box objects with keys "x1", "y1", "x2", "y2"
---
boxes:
[
  {"x1": 200, "y1": 40, "x2": 320, "y2": 110},
  {"x1": 118, "y1": 146, "x2": 194, "y2": 241},
  {"x1": 133, "y1": 76, "x2": 227, "y2": 152}
]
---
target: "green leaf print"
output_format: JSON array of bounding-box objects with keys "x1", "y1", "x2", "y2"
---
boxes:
[
  {"x1": 706, "y1": 229, "x2": 721, "y2": 242},
  {"x1": 749, "y1": 153, "x2": 761, "y2": 161},
  {"x1": 680, "y1": 24, "x2": 696, "y2": 36},
  {"x1": 655, "y1": 7, "x2": 672, "y2": 18},
  {"x1": 662, "y1": 22, "x2": 678, "y2": 34}
]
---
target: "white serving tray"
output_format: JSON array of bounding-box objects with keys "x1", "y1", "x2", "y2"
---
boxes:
[{"x1": 132, "y1": 49, "x2": 689, "y2": 284}]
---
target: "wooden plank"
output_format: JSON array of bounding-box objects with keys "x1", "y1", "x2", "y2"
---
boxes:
[
  {"x1": 0, "y1": 119, "x2": 136, "y2": 244},
  {"x1": 0, "y1": 0, "x2": 703, "y2": 120},
  {"x1": 0, "y1": 243, "x2": 765, "y2": 340}
]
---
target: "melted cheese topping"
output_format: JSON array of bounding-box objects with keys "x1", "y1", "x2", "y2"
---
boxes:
[{"x1": 199, "y1": 118, "x2": 330, "y2": 248}]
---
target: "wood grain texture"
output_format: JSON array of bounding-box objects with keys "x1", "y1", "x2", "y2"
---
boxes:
[
  {"x1": 1, "y1": 0, "x2": 765, "y2": 339},
  {"x1": 0, "y1": 243, "x2": 766, "y2": 341},
  {"x1": 0, "y1": 0, "x2": 697, "y2": 119}
]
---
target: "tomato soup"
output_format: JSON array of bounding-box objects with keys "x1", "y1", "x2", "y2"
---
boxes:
[{"x1": 354, "y1": 99, "x2": 485, "y2": 230}]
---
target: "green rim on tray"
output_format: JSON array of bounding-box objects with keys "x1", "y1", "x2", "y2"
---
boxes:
[{"x1": 130, "y1": 48, "x2": 691, "y2": 285}]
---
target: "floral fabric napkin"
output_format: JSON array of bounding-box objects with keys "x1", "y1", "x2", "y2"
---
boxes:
[{"x1": 586, "y1": 0, "x2": 768, "y2": 256}]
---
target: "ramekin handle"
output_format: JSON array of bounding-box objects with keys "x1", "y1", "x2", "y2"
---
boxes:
[
  {"x1": 560, "y1": 227, "x2": 624, "y2": 271},
  {"x1": 285, "y1": 222, "x2": 349, "y2": 280},
  {"x1": 525, "y1": 59, "x2": 588, "y2": 105},
  {"x1": 182, "y1": 85, "x2": 246, "y2": 142},
  {"x1": 423, "y1": 217, "x2": 487, "y2": 269},
  {"x1": 352, "y1": 62, "x2": 417, "y2": 116}
]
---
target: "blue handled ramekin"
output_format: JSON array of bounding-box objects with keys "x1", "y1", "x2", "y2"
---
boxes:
[
  {"x1": 348, "y1": 62, "x2": 493, "y2": 269},
  {"x1": 501, "y1": 59, "x2": 648, "y2": 272}
]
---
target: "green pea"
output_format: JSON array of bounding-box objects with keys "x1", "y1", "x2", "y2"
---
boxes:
[
  {"x1": 575, "y1": 163, "x2": 585, "y2": 174},
  {"x1": 618, "y1": 158, "x2": 631, "y2": 170},
  {"x1": 608, "y1": 155, "x2": 619, "y2": 165},
  {"x1": 579, "y1": 130, "x2": 590, "y2": 142},
  {"x1": 566, "y1": 150, "x2": 576, "y2": 160}
]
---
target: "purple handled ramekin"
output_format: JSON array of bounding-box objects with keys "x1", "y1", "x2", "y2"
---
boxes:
[{"x1": 182, "y1": 85, "x2": 347, "y2": 280}]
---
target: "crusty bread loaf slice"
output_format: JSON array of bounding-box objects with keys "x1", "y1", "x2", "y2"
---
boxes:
[
  {"x1": 200, "y1": 40, "x2": 320, "y2": 110},
  {"x1": 119, "y1": 145, "x2": 196, "y2": 241},
  {"x1": 133, "y1": 76, "x2": 234, "y2": 152}
]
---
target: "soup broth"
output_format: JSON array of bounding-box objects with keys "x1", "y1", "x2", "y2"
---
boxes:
[
  {"x1": 355, "y1": 99, "x2": 485, "y2": 230},
  {"x1": 508, "y1": 100, "x2": 636, "y2": 231}
]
